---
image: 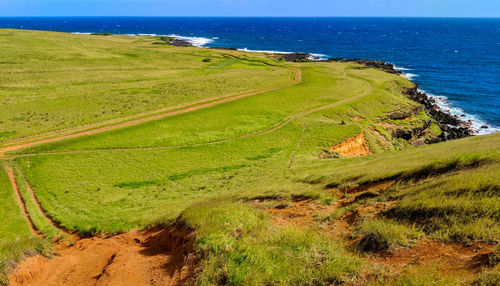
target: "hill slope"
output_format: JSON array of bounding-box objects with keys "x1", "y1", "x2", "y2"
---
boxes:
[{"x1": 0, "y1": 30, "x2": 498, "y2": 285}]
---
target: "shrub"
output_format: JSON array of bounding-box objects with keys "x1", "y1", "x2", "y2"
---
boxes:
[
  {"x1": 471, "y1": 268, "x2": 500, "y2": 286},
  {"x1": 356, "y1": 218, "x2": 422, "y2": 252},
  {"x1": 180, "y1": 200, "x2": 364, "y2": 285}
]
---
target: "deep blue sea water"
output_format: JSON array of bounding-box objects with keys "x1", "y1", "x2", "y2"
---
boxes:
[{"x1": 1, "y1": 17, "x2": 499, "y2": 133}]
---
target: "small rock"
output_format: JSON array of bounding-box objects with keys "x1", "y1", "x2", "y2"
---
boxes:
[{"x1": 481, "y1": 125, "x2": 489, "y2": 129}]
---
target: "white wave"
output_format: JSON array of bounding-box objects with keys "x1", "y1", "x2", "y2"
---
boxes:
[
  {"x1": 167, "y1": 34, "x2": 214, "y2": 47},
  {"x1": 237, "y1": 48, "x2": 328, "y2": 60},
  {"x1": 71, "y1": 32, "x2": 92, "y2": 35},
  {"x1": 403, "y1": 73, "x2": 418, "y2": 80},
  {"x1": 131, "y1": 33, "x2": 215, "y2": 47},
  {"x1": 309, "y1": 53, "x2": 328, "y2": 60},
  {"x1": 238, "y1": 47, "x2": 293, "y2": 54},
  {"x1": 419, "y1": 89, "x2": 499, "y2": 135},
  {"x1": 393, "y1": 65, "x2": 411, "y2": 71}
]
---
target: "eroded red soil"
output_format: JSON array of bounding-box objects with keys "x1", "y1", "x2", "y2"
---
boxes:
[
  {"x1": 9, "y1": 226, "x2": 197, "y2": 286},
  {"x1": 262, "y1": 180, "x2": 496, "y2": 279},
  {"x1": 325, "y1": 132, "x2": 372, "y2": 158}
]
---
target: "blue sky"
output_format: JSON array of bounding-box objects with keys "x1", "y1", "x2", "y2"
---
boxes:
[{"x1": 1, "y1": 0, "x2": 500, "y2": 17}]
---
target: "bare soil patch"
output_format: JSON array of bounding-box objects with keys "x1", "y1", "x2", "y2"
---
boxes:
[
  {"x1": 264, "y1": 199, "x2": 337, "y2": 229},
  {"x1": 325, "y1": 133, "x2": 372, "y2": 158},
  {"x1": 9, "y1": 225, "x2": 197, "y2": 286},
  {"x1": 371, "y1": 239, "x2": 496, "y2": 277},
  {"x1": 333, "y1": 202, "x2": 396, "y2": 239},
  {"x1": 263, "y1": 179, "x2": 496, "y2": 280}
]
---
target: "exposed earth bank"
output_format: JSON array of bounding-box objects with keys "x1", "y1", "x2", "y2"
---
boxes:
[{"x1": 9, "y1": 225, "x2": 197, "y2": 286}]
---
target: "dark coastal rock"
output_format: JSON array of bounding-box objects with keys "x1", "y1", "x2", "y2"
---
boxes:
[
  {"x1": 167, "y1": 39, "x2": 193, "y2": 47},
  {"x1": 402, "y1": 85, "x2": 472, "y2": 142},
  {"x1": 438, "y1": 125, "x2": 471, "y2": 141},
  {"x1": 481, "y1": 125, "x2": 489, "y2": 129},
  {"x1": 327, "y1": 58, "x2": 402, "y2": 75},
  {"x1": 209, "y1": 47, "x2": 238, "y2": 51},
  {"x1": 386, "y1": 106, "x2": 423, "y2": 120},
  {"x1": 152, "y1": 36, "x2": 193, "y2": 47},
  {"x1": 390, "y1": 120, "x2": 432, "y2": 141},
  {"x1": 277, "y1": 53, "x2": 312, "y2": 62}
]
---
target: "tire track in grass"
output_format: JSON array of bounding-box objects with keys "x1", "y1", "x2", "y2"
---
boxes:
[
  {"x1": 0, "y1": 66, "x2": 301, "y2": 157},
  {"x1": 3, "y1": 165, "x2": 42, "y2": 237},
  {"x1": 15, "y1": 68, "x2": 373, "y2": 157},
  {"x1": 15, "y1": 168, "x2": 71, "y2": 236},
  {"x1": 288, "y1": 123, "x2": 307, "y2": 168}
]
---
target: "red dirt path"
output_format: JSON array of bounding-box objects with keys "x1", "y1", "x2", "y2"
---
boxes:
[{"x1": 9, "y1": 226, "x2": 197, "y2": 286}]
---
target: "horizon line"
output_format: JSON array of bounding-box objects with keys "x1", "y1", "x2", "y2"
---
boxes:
[{"x1": 1, "y1": 16, "x2": 500, "y2": 18}]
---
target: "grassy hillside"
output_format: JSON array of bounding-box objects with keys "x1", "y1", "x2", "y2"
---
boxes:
[
  {"x1": 0, "y1": 29, "x2": 498, "y2": 285},
  {"x1": 0, "y1": 29, "x2": 291, "y2": 142}
]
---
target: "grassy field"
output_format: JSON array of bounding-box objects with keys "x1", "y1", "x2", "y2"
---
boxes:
[
  {"x1": 8, "y1": 61, "x2": 426, "y2": 234},
  {"x1": 0, "y1": 29, "x2": 292, "y2": 142},
  {"x1": 1, "y1": 29, "x2": 499, "y2": 285}
]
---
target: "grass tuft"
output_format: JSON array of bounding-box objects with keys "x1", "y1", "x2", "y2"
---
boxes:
[
  {"x1": 356, "y1": 218, "x2": 422, "y2": 252},
  {"x1": 180, "y1": 200, "x2": 364, "y2": 285},
  {"x1": 0, "y1": 238, "x2": 53, "y2": 285}
]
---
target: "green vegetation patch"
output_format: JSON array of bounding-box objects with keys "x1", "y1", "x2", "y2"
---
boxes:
[
  {"x1": 355, "y1": 218, "x2": 422, "y2": 252},
  {"x1": 114, "y1": 180, "x2": 160, "y2": 189},
  {"x1": 0, "y1": 29, "x2": 291, "y2": 141},
  {"x1": 386, "y1": 163, "x2": 500, "y2": 242},
  {"x1": 181, "y1": 200, "x2": 364, "y2": 285},
  {"x1": 0, "y1": 167, "x2": 52, "y2": 285}
]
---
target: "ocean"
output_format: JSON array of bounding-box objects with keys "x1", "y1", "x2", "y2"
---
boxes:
[{"x1": 1, "y1": 17, "x2": 499, "y2": 133}]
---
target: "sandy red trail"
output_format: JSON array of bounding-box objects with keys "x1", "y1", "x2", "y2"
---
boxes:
[{"x1": 9, "y1": 226, "x2": 197, "y2": 286}]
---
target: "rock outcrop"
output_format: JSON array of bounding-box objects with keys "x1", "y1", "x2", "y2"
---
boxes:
[
  {"x1": 328, "y1": 58, "x2": 402, "y2": 75},
  {"x1": 403, "y1": 85, "x2": 472, "y2": 141}
]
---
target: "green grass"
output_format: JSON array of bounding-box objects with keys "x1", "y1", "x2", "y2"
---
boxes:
[
  {"x1": 0, "y1": 166, "x2": 51, "y2": 285},
  {"x1": 11, "y1": 167, "x2": 60, "y2": 239},
  {"x1": 355, "y1": 218, "x2": 422, "y2": 252},
  {"x1": 296, "y1": 133, "x2": 500, "y2": 244},
  {"x1": 386, "y1": 162, "x2": 500, "y2": 242},
  {"x1": 297, "y1": 132, "x2": 499, "y2": 188},
  {"x1": 9, "y1": 52, "x2": 434, "y2": 234},
  {"x1": 369, "y1": 266, "x2": 462, "y2": 286},
  {"x1": 471, "y1": 267, "x2": 500, "y2": 286},
  {"x1": 1, "y1": 30, "x2": 499, "y2": 284},
  {"x1": 180, "y1": 200, "x2": 364, "y2": 285},
  {"x1": 0, "y1": 29, "x2": 291, "y2": 142}
]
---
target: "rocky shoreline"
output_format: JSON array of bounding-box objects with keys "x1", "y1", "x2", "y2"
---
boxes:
[
  {"x1": 274, "y1": 52, "x2": 473, "y2": 141},
  {"x1": 402, "y1": 84, "x2": 472, "y2": 141},
  {"x1": 343, "y1": 57, "x2": 473, "y2": 141},
  {"x1": 159, "y1": 40, "x2": 474, "y2": 142}
]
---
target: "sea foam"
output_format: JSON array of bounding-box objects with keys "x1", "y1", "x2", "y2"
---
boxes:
[
  {"x1": 395, "y1": 65, "x2": 498, "y2": 135},
  {"x1": 420, "y1": 89, "x2": 499, "y2": 135},
  {"x1": 167, "y1": 34, "x2": 214, "y2": 47},
  {"x1": 133, "y1": 33, "x2": 214, "y2": 47},
  {"x1": 237, "y1": 48, "x2": 328, "y2": 60}
]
